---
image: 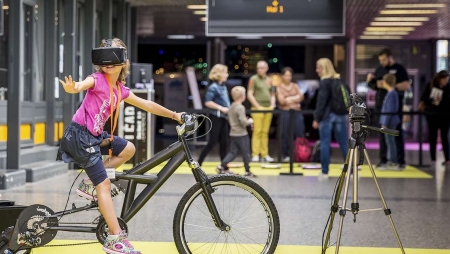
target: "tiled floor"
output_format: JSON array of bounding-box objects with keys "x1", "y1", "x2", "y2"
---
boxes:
[{"x1": 1, "y1": 141, "x2": 449, "y2": 254}]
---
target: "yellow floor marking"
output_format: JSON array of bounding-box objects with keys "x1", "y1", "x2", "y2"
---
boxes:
[
  {"x1": 30, "y1": 240, "x2": 450, "y2": 254},
  {"x1": 112, "y1": 162, "x2": 432, "y2": 179}
]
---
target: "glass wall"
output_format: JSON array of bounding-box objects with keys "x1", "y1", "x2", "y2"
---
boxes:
[
  {"x1": 436, "y1": 40, "x2": 448, "y2": 72},
  {"x1": 0, "y1": 0, "x2": 9, "y2": 101},
  {"x1": 35, "y1": 0, "x2": 45, "y2": 101}
]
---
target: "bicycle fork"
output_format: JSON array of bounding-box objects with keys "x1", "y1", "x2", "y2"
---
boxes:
[{"x1": 191, "y1": 165, "x2": 230, "y2": 232}]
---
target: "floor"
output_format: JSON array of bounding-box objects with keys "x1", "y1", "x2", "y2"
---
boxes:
[{"x1": 1, "y1": 141, "x2": 450, "y2": 254}]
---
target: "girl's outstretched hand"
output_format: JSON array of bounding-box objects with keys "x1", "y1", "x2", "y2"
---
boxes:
[{"x1": 59, "y1": 75, "x2": 80, "y2": 94}]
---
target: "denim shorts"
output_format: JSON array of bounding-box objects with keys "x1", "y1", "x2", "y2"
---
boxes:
[{"x1": 56, "y1": 122, "x2": 128, "y2": 180}]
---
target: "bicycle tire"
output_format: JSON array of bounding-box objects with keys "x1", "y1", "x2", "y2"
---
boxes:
[{"x1": 173, "y1": 175, "x2": 280, "y2": 254}]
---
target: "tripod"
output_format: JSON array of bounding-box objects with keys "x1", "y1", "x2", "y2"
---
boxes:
[{"x1": 322, "y1": 107, "x2": 405, "y2": 254}]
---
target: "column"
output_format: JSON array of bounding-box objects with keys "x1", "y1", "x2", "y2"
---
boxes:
[
  {"x1": 45, "y1": 0, "x2": 58, "y2": 145},
  {"x1": 116, "y1": 0, "x2": 126, "y2": 40},
  {"x1": 84, "y1": 0, "x2": 96, "y2": 79},
  {"x1": 62, "y1": 0, "x2": 77, "y2": 129},
  {"x1": 7, "y1": 0, "x2": 24, "y2": 169},
  {"x1": 346, "y1": 38, "x2": 356, "y2": 93},
  {"x1": 130, "y1": 6, "x2": 137, "y2": 62},
  {"x1": 102, "y1": 0, "x2": 112, "y2": 39}
]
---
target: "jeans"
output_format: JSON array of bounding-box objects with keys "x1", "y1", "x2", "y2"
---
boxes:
[
  {"x1": 281, "y1": 110, "x2": 305, "y2": 157},
  {"x1": 319, "y1": 113, "x2": 348, "y2": 174},
  {"x1": 385, "y1": 124, "x2": 397, "y2": 163},
  {"x1": 221, "y1": 135, "x2": 251, "y2": 172}
]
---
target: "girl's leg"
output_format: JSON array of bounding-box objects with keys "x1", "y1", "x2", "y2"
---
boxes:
[
  {"x1": 96, "y1": 178, "x2": 122, "y2": 234},
  {"x1": 103, "y1": 142, "x2": 135, "y2": 168}
]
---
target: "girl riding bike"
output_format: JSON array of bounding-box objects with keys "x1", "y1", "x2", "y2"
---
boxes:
[{"x1": 56, "y1": 38, "x2": 183, "y2": 254}]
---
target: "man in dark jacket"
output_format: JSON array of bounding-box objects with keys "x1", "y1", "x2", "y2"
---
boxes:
[{"x1": 366, "y1": 48, "x2": 410, "y2": 169}]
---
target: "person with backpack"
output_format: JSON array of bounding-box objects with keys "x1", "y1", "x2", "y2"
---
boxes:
[
  {"x1": 313, "y1": 58, "x2": 350, "y2": 181},
  {"x1": 276, "y1": 67, "x2": 306, "y2": 162}
]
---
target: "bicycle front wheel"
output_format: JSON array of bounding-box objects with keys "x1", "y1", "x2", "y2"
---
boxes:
[{"x1": 173, "y1": 175, "x2": 280, "y2": 254}]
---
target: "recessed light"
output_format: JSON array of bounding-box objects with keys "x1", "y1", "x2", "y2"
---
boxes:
[
  {"x1": 370, "y1": 21, "x2": 423, "y2": 26},
  {"x1": 2, "y1": 6, "x2": 8, "y2": 10},
  {"x1": 306, "y1": 35, "x2": 333, "y2": 39},
  {"x1": 363, "y1": 31, "x2": 409, "y2": 35},
  {"x1": 193, "y1": 10, "x2": 207, "y2": 15},
  {"x1": 366, "y1": 27, "x2": 415, "y2": 32},
  {"x1": 187, "y1": 5, "x2": 207, "y2": 9},
  {"x1": 385, "y1": 4, "x2": 445, "y2": 8},
  {"x1": 200, "y1": 17, "x2": 207, "y2": 22},
  {"x1": 236, "y1": 36, "x2": 262, "y2": 39},
  {"x1": 374, "y1": 17, "x2": 429, "y2": 22},
  {"x1": 380, "y1": 10, "x2": 438, "y2": 15},
  {"x1": 167, "y1": 35, "x2": 195, "y2": 39},
  {"x1": 360, "y1": 35, "x2": 403, "y2": 40}
]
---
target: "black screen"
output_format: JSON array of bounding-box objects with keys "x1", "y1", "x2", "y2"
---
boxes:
[{"x1": 207, "y1": 0, "x2": 344, "y2": 36}]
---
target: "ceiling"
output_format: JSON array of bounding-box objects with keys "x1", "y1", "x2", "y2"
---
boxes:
[{"x1": 128, "y1": 0, "x2": 450, "y2": 40}]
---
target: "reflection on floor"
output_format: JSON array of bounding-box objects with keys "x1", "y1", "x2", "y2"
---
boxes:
[{"x1": 30, "y1": 240, "x2": 450, "y2": 254}]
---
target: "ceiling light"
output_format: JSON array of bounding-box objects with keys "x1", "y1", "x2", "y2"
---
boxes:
[
  {"x1": 380, "y1": 10, "x2": 438, "y2": 15},
  {"x1": 370, "y1": 21, "x2": 422, "y2": 26},
  {"x1": 363, "y1": 31, "x2": 409, "y2": 35},
  {"x1": 187, "y1": 5, "x2": 207, "y2": 9},
  {"x1": 306, "y1": 35, "x2": 333, "y2": 39},
  {"x1": 374, "y1": 17, "x2": 429, "y2": 22},
  {"x1": 2, "y1": 6, "x2": 8, "y2": 10},
  {"x1": 167, "y1": 35, "x2": 195, "y2": 39},
  {"x1": 360, "y1": 35, "x2": 403, "y2": 40},
  {"x1": 236, "y1": 35, "x2": 262, "y2": 39},
  {"x1": 200, "y1": 17, "x2": 207, "y2": 22},
  {"x1": 385, "y1": 4, "x2": 445, "y2": 8},
  {"x1": 193, "y1": 10, "x2": 207, "y2": 15},
  {"x1": 365, "y1": 27, "x2": 415, "y2": 32}
]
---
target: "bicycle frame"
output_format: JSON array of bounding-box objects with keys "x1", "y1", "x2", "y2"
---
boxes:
[{"x1": 44, "y1": 122, "x2": 228, "y2": 234}]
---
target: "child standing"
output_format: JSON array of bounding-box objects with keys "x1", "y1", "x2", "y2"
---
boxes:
[
  {"x1": 57, "y1": 38, "x2": 183, "y2": 254},
  {"x1": 378, "y1": 74, "x2": 401, "y2": 170},
  {"x1": 216, "y1": 86, "x2": 256, "y2": 177}
]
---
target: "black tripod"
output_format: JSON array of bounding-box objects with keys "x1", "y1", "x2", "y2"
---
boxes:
[{"x1": 322, "y1": 98, "x2": 405, "y2": 254}]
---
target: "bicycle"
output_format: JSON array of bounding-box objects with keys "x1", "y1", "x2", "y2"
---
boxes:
[{"x1": 0, "y1": 113, "x2": 281, "y2": 254}]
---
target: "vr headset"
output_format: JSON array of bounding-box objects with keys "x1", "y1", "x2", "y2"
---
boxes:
[{"x1": 91, "y1": 39, "x2": 127, "y2": 66}]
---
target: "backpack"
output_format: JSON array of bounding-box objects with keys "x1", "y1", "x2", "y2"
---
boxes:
[
  {"x1": 329, "y1": 79, "x2": 351, "y2": 115},
  {"x1": 294, "y1": 138, "x2": 312, "y2": 162}
]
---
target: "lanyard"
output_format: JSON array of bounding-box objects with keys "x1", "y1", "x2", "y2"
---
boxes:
[{"x1": 105, "y1": 73, "x2": 122, "y2": 158}]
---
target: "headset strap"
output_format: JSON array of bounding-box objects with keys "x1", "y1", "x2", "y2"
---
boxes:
[{"x1": 105, "y1": 73, "x2": 122, "y2": 158}]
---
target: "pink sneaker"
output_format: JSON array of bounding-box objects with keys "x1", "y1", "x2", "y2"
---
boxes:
[{"x1": 102, "y1": 230, "x2": 141, "y2": 254}]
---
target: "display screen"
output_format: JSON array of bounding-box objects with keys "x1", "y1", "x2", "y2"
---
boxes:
[{"x1": 206, "y1": 0, "x2": 344, "y2": 36}]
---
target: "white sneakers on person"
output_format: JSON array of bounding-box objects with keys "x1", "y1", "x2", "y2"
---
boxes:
[
  {"x1": 262, "y1": 155, "x2": 274, "y2": 162},
  {"x1": 318, "y1": 172, "x2": 329, "y2": 181},
  {"x1": 251, "y1": 156, "x2": 260, "y2": 162},
  {"x1": 282, "y1": 156, "x2": 290, "y2": 162}
]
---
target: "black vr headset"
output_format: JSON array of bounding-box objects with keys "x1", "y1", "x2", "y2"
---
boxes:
[{"x1": 91, "y1": 39, "x2": 127, "y2": 66}]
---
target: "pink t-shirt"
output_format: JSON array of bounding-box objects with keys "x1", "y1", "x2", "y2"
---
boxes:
[{"x1": 73, "y1": 72, "x2": 130, "y2": 136}]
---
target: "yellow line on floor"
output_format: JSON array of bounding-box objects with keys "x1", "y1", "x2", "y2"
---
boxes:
[
  {"x1": 114, "y1": 162, "x2": 432, "y2": 179},
  {"x1": 30, "y1": 240, "x2": 449, "y2": 254}
]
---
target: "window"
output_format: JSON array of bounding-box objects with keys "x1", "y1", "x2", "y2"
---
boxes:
[
  {"x1": 34, "y1": 0, "x2": 45, "y2": 101},
  {"x1": 23, "y1": 3, "x2": 33, "y2": 101},
  {"x1": 0, "y1": 0, "x2": 9, "y2": 101}
]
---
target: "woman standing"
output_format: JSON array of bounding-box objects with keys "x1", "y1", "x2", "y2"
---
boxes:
[
  {"x1": 197, "y1": 64, "x2": 231, "y2": 166},
  {"x1": 277, "y1": 67, "x2": 305, "y2": 162},
  {"x1": 313, "y1": 58, "x2": 349, "y2": 180},
  {"x1": 419, "y1": 70, "x2": 450, "y2": 165}
]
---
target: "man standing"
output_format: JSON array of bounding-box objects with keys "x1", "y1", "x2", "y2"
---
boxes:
[
  {"x1": 247, "y1": 60, "x2": 276, "y2": 162},
  {"x1": 367, "y1": 48, "x2": 410, "y2": 169}
]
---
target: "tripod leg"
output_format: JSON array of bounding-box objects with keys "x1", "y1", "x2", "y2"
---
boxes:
[
  {"x1": 364, "y1": 149, "x2": 406, "y2": 254},
  {"x1": 351, "y1": 147, "x2": 359, "y2": 221},
  {"x1": 322, "y1": 146, "x2": 353, "y2": 254},
  {"x1": 335, "y1": 148, "x2": 356, "y2": 254}
]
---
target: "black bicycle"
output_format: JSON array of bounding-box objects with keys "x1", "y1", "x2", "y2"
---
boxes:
[{"x1": 0, "y1": 113, "x2": 280, "y2": 254}]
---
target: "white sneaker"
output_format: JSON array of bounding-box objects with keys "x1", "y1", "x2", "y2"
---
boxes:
[
  {"x1": 263, "y1": 155, "x2": 274, "y2": 162},
  {"x1": 282, "y1": 156, "x2": 290, "y2": 162},
  {"x1": 251, "y1": 156, "x2": 260, "y2": 162},
  {"x1": 318, "y1": 172, "x2": 329, "y2": 181}
]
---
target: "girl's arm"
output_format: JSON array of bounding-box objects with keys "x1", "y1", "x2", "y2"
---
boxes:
[
  {"x1": 124, "y1": 91, "x2": 183, "y2": 122},
  {"x1": 59, "y1": 75, "x2": 95, "y2": 94}
]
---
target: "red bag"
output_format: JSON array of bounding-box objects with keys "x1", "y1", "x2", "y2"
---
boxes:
[{"x1": 294, "y1": 138, "x2": 312, "y2": 162}]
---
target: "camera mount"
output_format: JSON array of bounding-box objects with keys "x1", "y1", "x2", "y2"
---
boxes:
[{"x1": 321, "y1": 94, "x2": 405, "y2": 254}]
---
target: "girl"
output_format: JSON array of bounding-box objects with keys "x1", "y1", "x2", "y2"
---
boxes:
[
  {"x1": 57, "y1": 38, "x2": 183, "y2": 254},
  {"x1": 276, "y1": 67, "x2": 305, "y2": 162},
  {"x1": 197, "y1": 64, "x2": 231, "y2": 168},
  {"x1": 419, "y1": 70, "x2": 450, "y2": 165}
]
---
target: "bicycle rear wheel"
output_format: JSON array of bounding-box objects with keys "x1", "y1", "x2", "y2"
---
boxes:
[{"x1": 173, "y1": 175, "x2": 280, "y2": 254}]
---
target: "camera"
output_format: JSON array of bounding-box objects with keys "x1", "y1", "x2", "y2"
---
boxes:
[{"x1": 348, "y1": 94, "x2": 367, "y2": 123}]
